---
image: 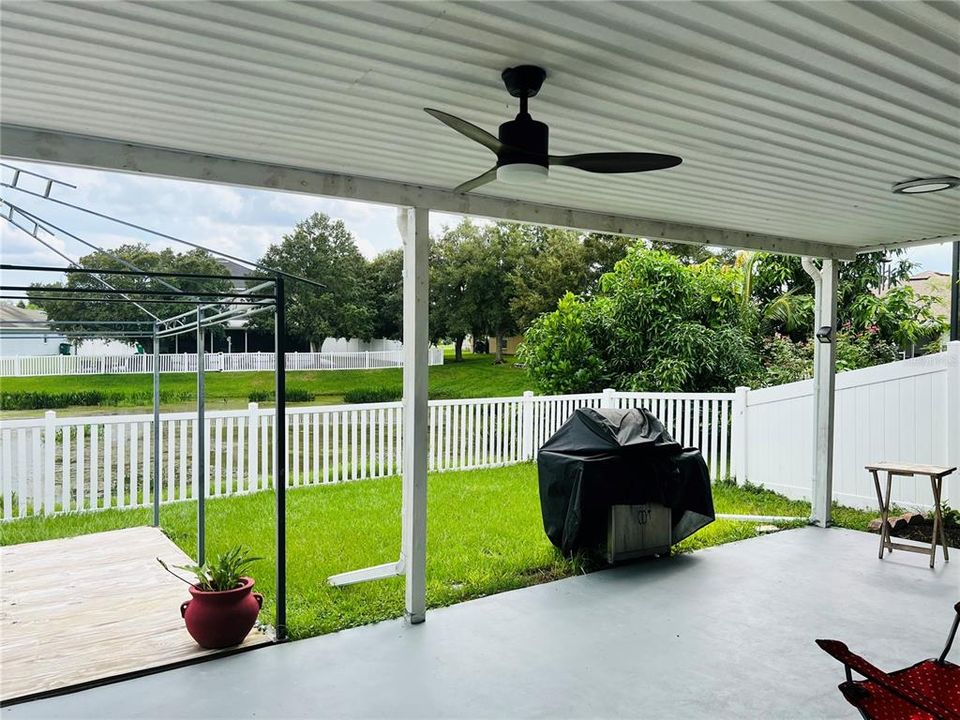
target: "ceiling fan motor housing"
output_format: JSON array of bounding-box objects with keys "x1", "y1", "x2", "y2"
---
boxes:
[{"x1": 498, "y1": 114, "x2": 549, "y2": 168}]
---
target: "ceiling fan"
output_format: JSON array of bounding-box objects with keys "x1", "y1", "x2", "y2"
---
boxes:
[{"x1": 425, "y1": 65, "x2": 682, "y2": 194}]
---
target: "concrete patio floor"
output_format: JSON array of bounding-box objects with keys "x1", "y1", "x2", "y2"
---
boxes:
[{"x1": 4, "y1": 526, "x2": 956, "y2": 719}]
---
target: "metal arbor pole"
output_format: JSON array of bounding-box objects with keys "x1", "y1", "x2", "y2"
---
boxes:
[
  {"x1": 152, "y1": 323, "x2": 161, "y2": 527},
  {"x1": 196, "y1": 307, "x2": 206, "y2": 565},
  {"x1": 274, "y1": 277, "x2": 287, "y2": 640}
]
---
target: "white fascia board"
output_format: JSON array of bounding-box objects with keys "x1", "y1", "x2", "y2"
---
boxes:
[
  {"x1": 856, "y1": 234, "x2": 960, "y2": 255},
  {"x1": 1, "y1": 124, "x2": 858, "y2": 260}
]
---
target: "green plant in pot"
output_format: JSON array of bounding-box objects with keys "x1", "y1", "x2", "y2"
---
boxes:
[{"x1": 158, "y1": 546, "x2": 264, "y2": 649}]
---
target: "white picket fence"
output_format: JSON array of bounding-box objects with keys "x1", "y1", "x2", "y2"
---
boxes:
[
  {"x1": 0, "y1": 390, "x2": 733, "y2": 520},
  {"x1": 737, "y1": 342, "x2": 959, "y2": 510},
  {"x1": 0, "y1": 348, "x2": 445, "y2": 377},
  {"x1": 4, "y1": 344, "x2": 953, "y2": 522}
]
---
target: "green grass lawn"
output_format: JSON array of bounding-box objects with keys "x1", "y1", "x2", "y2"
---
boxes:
[
  {"x1": 0, "y1": 464, "x2": 876, "y2": 640},
  {"x1": 0, "y1": 353, "x2": 529, "y2": 416}
]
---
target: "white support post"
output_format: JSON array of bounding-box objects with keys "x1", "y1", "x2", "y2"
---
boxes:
[
  {"x1": 731, "y1": 386, "x2": 749, "y2": 484},
  {"x1": 804, "y1": 257, "x2": 838, "y2": 527},
  {"x1": 601, "y1": 388, "x2": 617, "y2": 409},
  {"x1": 946, "y1": 341, "x2": 960, "y2": 484},
  {"x1": 400, "y1": 206, "x2": 429, "y2": 624},
  {"x1": 521, "y1": 391, "x2": 535, "y2": 461}
]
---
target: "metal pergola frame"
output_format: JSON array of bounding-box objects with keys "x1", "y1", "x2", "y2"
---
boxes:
[{"x1": 0, "y1": 263, "x2": 296, "y2": 640}]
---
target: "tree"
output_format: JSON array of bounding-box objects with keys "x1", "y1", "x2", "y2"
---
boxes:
[
  {"x1": 27, "y1": 244, "x2": 232, "y2": 351},
  {"x1": 747, "y1": 250, "x2": 945, "y2": 352},
  {"x1": 255, "y1": 212, "x2": 373, "y2": 349},
  {"x1": 508, "y1": 228, "x2": 632, "y2": 330},
  {"x1": 582, "y1": 233, "x2": 634, "y2": 285},
  {"x1": 366, "y1": 248, "x2": 403, "y2": 340},
  {"x1": 482, "y1": 223, "x2": 529, "y2": 362},
  {"x1": 429, "y1": 219, "x2": 486, "y2": 362}
]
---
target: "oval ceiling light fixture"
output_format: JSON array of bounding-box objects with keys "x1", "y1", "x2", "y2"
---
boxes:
[{"x1": 891, "y1": 176, "x2": 960, "y2": 194}]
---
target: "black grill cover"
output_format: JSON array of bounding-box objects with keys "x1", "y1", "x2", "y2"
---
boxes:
[{"x1": 537, "y1": 406, "x2": 715, "y2": 555}]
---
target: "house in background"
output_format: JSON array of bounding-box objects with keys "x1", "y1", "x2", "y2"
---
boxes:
[{"x1": 0, "y1": 304, "x2": 135, "y2": 357}]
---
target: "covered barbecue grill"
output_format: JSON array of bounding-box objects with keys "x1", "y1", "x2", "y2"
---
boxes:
[{"x1": 537, "y1": 406, "x2": 715, "y2": 555}]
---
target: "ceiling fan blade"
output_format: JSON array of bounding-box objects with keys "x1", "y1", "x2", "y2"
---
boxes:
[
  {"x1": 424, "y1": 108, "x2": 503, "y2": 154},
  {"x1": 454, "y1": 167, "x2": 498, "y2": 194},
  {"x1": 549, "y1": 152, "x2": 682, "y2": 173}
]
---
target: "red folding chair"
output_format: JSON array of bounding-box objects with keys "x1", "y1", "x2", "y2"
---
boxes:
[{"x1": 817, "y1": 602, "x2": 960, "y2": 720}]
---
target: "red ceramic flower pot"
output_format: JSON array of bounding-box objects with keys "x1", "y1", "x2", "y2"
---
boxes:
[{"x1": 180, "y1": 576, "x2": 263, "y2": 649}]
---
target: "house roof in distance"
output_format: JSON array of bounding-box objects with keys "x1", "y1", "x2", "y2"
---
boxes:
[{"x1": 0, "y1": 303, "x2": 49, "y2": 329}]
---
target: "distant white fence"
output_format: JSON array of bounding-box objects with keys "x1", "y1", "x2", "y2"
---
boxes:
[
  {"x1": 0, "y1": 348, "x2": 445, "y2": 377},
  {"x1": 735, "y1": 342, "x2": 959, "y2": 510},
  {"x1": 0, "y1": 389, "x2": 732, "y2": 520}
]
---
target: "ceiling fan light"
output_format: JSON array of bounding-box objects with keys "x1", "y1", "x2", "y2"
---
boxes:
[
  {"x1": 891, "y1": 176, "x2": 960, "y2": 194},
  {"x1": 497, "y1": 163, "x2": 548, "y2": 185}
]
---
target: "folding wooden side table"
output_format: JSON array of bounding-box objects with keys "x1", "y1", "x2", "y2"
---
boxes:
[{"x1": 865, "y1": 462, "x2": 955, "y2": 568}]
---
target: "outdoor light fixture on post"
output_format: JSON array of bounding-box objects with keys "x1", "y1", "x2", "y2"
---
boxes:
[{"x1": 816, "y1": 326, "x2": 834, "y2": 344}]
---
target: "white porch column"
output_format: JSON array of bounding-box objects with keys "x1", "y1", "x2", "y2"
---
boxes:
[
  {"x1": 399, "y1": 206, "x2": 429, "y2": 624},
  {"x1": 803, "y1": 257, "x2": 838, "y2": 527}
]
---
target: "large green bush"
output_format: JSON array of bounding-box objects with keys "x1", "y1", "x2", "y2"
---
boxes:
[
  {"x1": 516, "y1": 293, "x2": 606, "y2": 394},
  {"x1": 521, "y1": 249, "x2": 760, "y2": 393}
]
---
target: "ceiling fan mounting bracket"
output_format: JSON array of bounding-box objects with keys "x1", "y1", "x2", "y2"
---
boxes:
[{"x1": 501, "y1": 65, "x2": 547, "y2": 99}]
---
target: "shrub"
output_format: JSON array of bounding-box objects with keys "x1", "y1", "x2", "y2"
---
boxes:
[
  {"x1": 343, "y1": 386, "x2": 401, "y2": 404},
  {"x1": 247, "y1": 388, "x2": 316, "y2": 403},
  {"x1": 520, "y1": 249, "x2": 760, "y2": 394},
  {"x1": 0, "y1": 389, "x2": 191, "y2": 410},
  {"x1": 517, "y1": 292, "x2": 606, "y2": 394}
]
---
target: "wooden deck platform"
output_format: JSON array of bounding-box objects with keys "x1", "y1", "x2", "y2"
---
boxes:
[{"x1": 1, "y1": 526, "x2": 271, "y2": 703}]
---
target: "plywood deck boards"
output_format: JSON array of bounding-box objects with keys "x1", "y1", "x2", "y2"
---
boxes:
[{"x1": 0, "y1": 526, "x2": 270, "y2": 703}]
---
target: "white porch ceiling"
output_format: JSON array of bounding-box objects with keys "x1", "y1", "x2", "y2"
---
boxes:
[{"x1": 0, "y1": 0, "x2": 958, "y2": 254}]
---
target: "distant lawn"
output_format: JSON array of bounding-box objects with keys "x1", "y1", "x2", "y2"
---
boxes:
[
  {"x1": 0, "y1": 353, "x2": 529, "y2": 416},
  {"x1": 0, "y1": 464, "x2": 876, "y2": 640}
]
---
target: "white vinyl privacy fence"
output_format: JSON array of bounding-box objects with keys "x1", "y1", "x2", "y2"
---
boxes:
[
  {"x1": 737, "y1": 342, "x2": 959, "y2": 510},
  {"x1": 0, "y1": 390, "x2": 732, "y2": 520},
  {"x1": 0, "y1": 347, "x2": 445, "y2": 377}
]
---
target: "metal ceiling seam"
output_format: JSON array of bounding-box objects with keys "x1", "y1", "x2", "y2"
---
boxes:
[{"x1": 0, "y1": 125, "x2": 861, "y2": 260}]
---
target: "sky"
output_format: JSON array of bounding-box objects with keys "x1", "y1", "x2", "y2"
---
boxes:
[{"x1": 0, "y1": 160, "x2": 954, "y2": 295}]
